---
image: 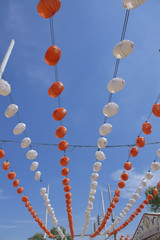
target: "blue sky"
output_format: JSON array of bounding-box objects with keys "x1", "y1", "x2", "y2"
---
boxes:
[{"x1": 0, "y1": 0, "x2": 160, "y2": 240}]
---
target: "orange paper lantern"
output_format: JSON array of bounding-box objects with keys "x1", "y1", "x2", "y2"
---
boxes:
[
  {"x1": 60, "y1": 156, "x2": 70, "y2": 166},
  {"x1": 130, "y1": 147, "x2": 138, "y2": 157},
  {"x1": 0, "y1": 149, "x2": 5, "y2": 159},
  {"x1": 118, "y1": 180, "x2": 125, "y2": 189},
  {"x1": 152, "y1": 103, "x2": 160, "y2": 117},
  {"x1": 61, "y1": 167, "x2": 69, "y2": 176},
  {"x1": 45, "y1": 45, "x2": 61, "y2": 66},
  {"x1": 37, "y1": 0, "x2": 61, "y2": 18},
  {"x1": 124, "y1": 161, "x2": 132, "y2": 170},
  {"x1": 142, "y1": 122, "x2": 152, "y2": 135},
  {"x1": 17, "y1": 187, "x2": 24, "y2": 194},
  {"x1": 136, "y1": 136, "x2": 145, "y2": 148},
  {"x1": 58, "y1": 140, "x2": 69, "y2": 151},
  {"x1": 52, "y1": 108, "x2": 67, "y2": 121},
  {"x1": 2, "y1": 161, "x2": 10, "y2": 170},
  {"x1": 48, "y1": 81, "x2": 64, "y2": 98},
  {"x1": 7, "y1": 172, "x2": 16, "y2": 180},
  {"x1": 55, "y1": 126, "x2": 67, "y2": 138},
  {"x1": 13, "y1": 179, "x2": 19, "y2": 187}
]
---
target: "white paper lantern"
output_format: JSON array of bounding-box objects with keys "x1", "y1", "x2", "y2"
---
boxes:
[
  {"x1": 40, "y1": 187, "x2": 46, "y2": 196},
  {"x1": 97, "y1": 137, "x2": 107, "y2": 149},
  {"x1": 35, "y1": 171, "x2": 41, "y2": 181},
  {"x1": 107, "y1": 78, "x2": 125, "y2": 93},
  {"x1": 88, "y1": 202, "x2": 93, "y2": 209},
  {"x1": 93, "y1": 162, "x2": 102, "y2": 172},
  {"x1": 26, "y1": 150, "x2": 38, "y2": 160},
  {"x1": 13, "y1": 123, "x2": 26, "y2": 135},
  {"x1": 124, "y1": 207, "x2": 129, "y2": 213},
  {"x1": 157, "y1": 149, "x2": 160, "y2": 157},
  {"x1": 137, "y1": 186, "x2": 142, "y2": 194},
  {"x1": 90, "y1": 181, "x2": 98, "y2": 190},
  {"x1": 45, "y1": 199, "x2": 50, "y2": 204},
  {"x1": 30, "y1": 161, "x2": 39, "y2": 171},
  {"x1": 5, "y1": 104, "x2": 18, "y2": 118},
  {"x1": 91, "y1": 173, "x2": 99, "y2": 181},
  {"x1": 99, "y1": 123, "x2": 112, "y2": 136},
  {"x1": 89, "y1": 195, "x2": 95, "y2": 202},
  {"x1": 21, "y1": 137, "x2": 31, "y2": 148},
  {"x1": 145, "y1": 171, "x2": 153, "y2": 180},
  {"x1": 43, "y1": 193, "x2": 48, "y2": 200},
  {"x1": 113, "y1": 40, "x2": 134, "y2": 59},
  {"x1": 0, "y1": 79, "x2": 11, "y2": 96},
  {"x1": 89, "y1": 189, "x2": 96, "y2": 196},
  {"x1": 126, "y1": 203, "x2": 132, "y2": 209},
  {"x1": 132, "y1": 193, "x2": 139, "y2": 200},
  {"x1": 95, "y1": 151, "x2": 106, "y2": 161},
  {"x1": 129, "y1": 198, "x2": 135, "y2": 205},
  {"x1": 151, "y1": 161, "x2": 160, "y2": 171},
  {"x1": 103, "y1": 102, "x2": 119, "y2": 117},
  {"x1": 119, "y1": 213, "x2": 123, "y2": 218},
  {"x1": 123, "y1": 0, "x2": 146, "y2": 9},
  {"x1": 141, "y1": 179, "x2": 147, "y2": 187}
]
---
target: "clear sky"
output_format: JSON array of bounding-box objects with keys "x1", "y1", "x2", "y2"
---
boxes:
[{"x1": 0, "y1": 0, "x2": 160, "y2": 240}]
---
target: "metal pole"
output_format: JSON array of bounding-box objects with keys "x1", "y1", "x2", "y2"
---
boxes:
[
  {"x1": 101, "y1": 191, "x2": 107, "y2": 239},
  {"x1": 44, "y1": 185, "x2": 49, "y2": 239},
  {"x1": 107, "y1": 184, "x2": 117, "y2": 240},
  {"x1": 0, "y1": 39, "x2": 15, "y2": 79}
]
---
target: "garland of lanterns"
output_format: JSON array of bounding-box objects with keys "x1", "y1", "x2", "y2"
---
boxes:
[
  {"x1": 36, "y1": 0, "x2": 74, "y2": 237},
  {"x1": 0, "y1": 148, "x2": 55, "y2": 239}
]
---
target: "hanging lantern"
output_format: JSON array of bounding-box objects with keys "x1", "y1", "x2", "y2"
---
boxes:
[
  {"x1": 107, "y1": 77, "x2": 125, "y2": 93},
  {"x1": 64, "y1": 185, "x2": 71, "y2": 192},
  {"x1": 52, "y1": 107, "x2": 67, "y2": 121},
  {"x1": 97, "y1": 137, "x2": 107, "y2": 149},
  {"x1": 124, "y1": 207, "x2": 129, "y2": 213},
  {"x1": 89, "y1": 189, "x2": 96, "y2": 196},
  {"x1": 110, "y1": 202, "x2": 116, "y2": 208},
  {"x1": 121, "y1": 172, "x2": 128, "y2": 181},
  {"x1": 130, "y1": 147, "x2": 138, "y2": 157},
  {"x1": 89, "y1": 195, "x2": 95, "y2": 202},
  {"x1": 95, "y1": 151, "x2": 106, "y2": 161},
  {"x1": 26, "y1": 150, "x2": 38, "y2": 160},
  {"x1": 113, "y1": 40, "x2": 134, "y2": 59},
  {"x1": 62, "y1": 177, "x2": 70, "y2": 186},
  {"x1": 58, "y1": 140, "x2": 69, "y2": 151},
  {"x1": 115, "y1": 189, "x2": 120, "y2": 197},
  {"x1": 35, "y1": 171, "x2": 41, "y2": 181},
  {"x1": 60, "y1": 156, "x2": 70, "y2": 166},
  {"x1": 99, "y1": 123, "x2": 112, "y2": 136},
  {"x1": 91, "y1": 173, "x2": 99, "y2": 181},
  {"x1": 153, "y1": 188, "x2": 158, "y2": 196},
  {"x1": 143, "y1": 199, "x2": 149, "y2": 205},
  {"x1": 126, "y1": 203, "x2": 132, "y2": 209},
  {"x1": 90, "y1": 181, "x2": 98, "y2": 190},
  {"x1": 0, "y1": 79, "x2": 11, "y2": 96},
  {"x1": 142, "y1": 122, "x2": 152, "y2": 135},
  {"x1": 137, "y1": 186, "x2": 142, "y2": 194},
  {"x1": 113, "y1": 196, "x2": 119, "y2": 203},
  {"x1": 147, "y1": 194, "x2": 153, "y2": 201},
  {"x1": 129, "y1": 198, "x2": 135, "y2": 205},
  {"x1": 65, "y1": 192, "x2": 72, "y2": 199},
  {"x1": 157, "y1": 149, "x2": 160, "y2": 157},
  {"x1": 17, "y1": 187, "x2": 24, "y2": 194},
  {"x1": 136, "y1": 136, "x2": 145, "y2": 148},
  {"x1": 132, "y1": 193, "x2": 139, "y2": 200},
  {"x1": 151, "y1": 161, "x2": 160, "y2": 171},
  {"x1": 55, "y1": 126, "x2": 67, "y2": 138},
  {"x1": 61, "y1": 167, "x2": 69, "y2": 176},
  {"x1": 25, "y1": 201, "x2": 30, "y2": 207},
  {"x1": 141, "y1": 179, "x2": 147, "y2": 187},
  {"x1": 152, "y1": 103, "x2": 160, "y2": 117},
  {"x1": 30, "y1": 161, "x2": 39, "y2": 171},
  {"x1": 48, "y1": 81, "x2": 64, "y2": 98},
  {"x1": 118, "y1": 181, "x2": 125, "y2": 189},
  {"x1": 7, "y1": 172, "x2": 16, "y2": 180},
  {"x1": 13, "y1": 123, "x2": 26, "y2": 135},
  {"x1": 157, "y1": 182, "x2": 160, "y2": 189},
  {"x1": 44, "y1": 45, "x2": 61, "y2": 66},
  {"x1": 13, "y1": 179, "x2": 19, "y2": 187},
  {"x1": 5, "y1": 104, "x2": 18, "y2": 118},
  {"x1": 124, "y1": 161, "x2": 132, "y2": 170},
  {"x1": 21, "y1": 137, "x2": 31, "y2": 148},
  {"x1": 0, "y1": 149, "x2": 5, "y2": 159},
  {"x1": 123, "y1": 0, "x2": 146, "y2": 9},
  {"x1": 145, "y1": 171, "x2": 153, "y2": 180},
  {"x1": 103, "y1": 102, "x2": 119, "y2": 117},
  {"x1": 2, "y1": 161, "x2": 10, "y2": 170}
]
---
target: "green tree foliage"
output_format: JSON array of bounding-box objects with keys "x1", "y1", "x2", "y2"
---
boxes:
[
  {"x1": 28, "y1": 233, "x2": 45, "y2": 240},
  {"x1": 50, "y1": 226, "x2": 72, "y2": 240},
  {"x1": 145, "y1": 186, "x2": 160, "y2": 212}
]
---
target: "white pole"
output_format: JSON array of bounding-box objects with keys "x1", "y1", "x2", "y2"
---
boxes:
[
  {"x1": 44, "y1": 185, "x2": 49, "y2": 239},
  {"x1": 0, "y1": 39, "x2": 15, "y2": 79},
  {"x1": 101, "y1": 191, "x2": 107, "y2": 239}
]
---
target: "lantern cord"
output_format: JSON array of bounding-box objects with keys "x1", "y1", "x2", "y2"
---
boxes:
[{"x1": 121, "y1": 10, "x2": 130, "y2": 41}]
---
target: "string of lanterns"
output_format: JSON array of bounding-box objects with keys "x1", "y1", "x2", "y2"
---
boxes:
[
  {"x1": 36, "y1": 0, "x2": 74, "y2": 237},
  {"x1": 0, "y1": 148, "x2": 55, "y2": 239}
]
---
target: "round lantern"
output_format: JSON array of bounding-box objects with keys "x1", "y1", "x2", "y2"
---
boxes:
[
  {"x1": 113, "y1": 196, "x2": 119, "y2": 203},
  {"x1": 113, "y1": 40, "x2": 134, "y2": 59},
  {"x1": 43, "y1": 193, "x2": 48, "y2": 201},
  {"x1": 26, "y1": 150, "x2": 38, "y2": 160},
  {"x1": 44, "y1": 45, "x2": 61, "y2": 66},
  {"x1": 152, "y1": 103, "x2": 160, "y2": 117},
  {"x1": 126, "y1": 203, "x2": 132, "y2": 209},
  {"x1": 17, "y1": 187, "x2": 24, "y2": 194},
  {"x1": 136, "y1": 136, "x2": 145, "y2": 148},
  {"x1": 89, "y1": 195, "x2": 95, "y2": 203},
  {"x1": 145, "y1": 171, "x2": 153, "y2": 180},
  {"x1": 147, "y1": 194, "x2": 153, "y2": 201},
  {"x1": 103, "y1": 102, "x2": 119, "y2": 117},
  {"x1": 142, "y1": 122, "x2": 152, "y2": 135},
  {"x1": 130, "y1": 147, "x2": 138, "y2": 157},
  {"x1": 52, "y1": 107, "x2": 67, "y2": 121},
  {"x1": 124, "y1": 207, "x2": 129, "y2": 213},
  {"x1": 13, "y1": 123, "x2": 26, "y2": 135},
  {"x1": 90, "y1": 181, "x2": 98, "y2": 190},
  {"x1": 143, "y1": 199, "x2": 149, "y2": 205},
  {"x1": 129, "y1": 198, "x2": 135, "y2": 205},
  {"x1": 60, "y1": 156, "x2": 70, "y2": 166},
  {"x1": 157, "y1": 182, "x2": 160, "y2": 189},
  {"x1": 2, "y1": 161, "x2": 10, "y2": 170},
  {"x1": 21, "y1": 137, "x2": 31, "y2": 148},
  {"x1": 58, "y1": 140, "x2": 69, "y2": 151},
  {"x1": 0, "y1": 79, "x2": 11, "y2": 96},
  {"x1": 124, "y1": 161, "x2": 132, "y2": 170},
  {"x1": 55, "y1": 126, "x2": 67, "y2": 138},
  {"x1": 62, "y1": 177, "x2": 70, "y2": 186},
  {"x1": 0, "y1": 149, "x2": 5, "y2": 159},
  {"x1": 95, "y1": 151, "x2": 106, "y2": 161},
  {"x1": 61, "y1": 167, "x2": 69, "y2": 176},
  {"x1": 35, "y1": 171, "x2": 41, "y2": 181},
  {"x1": 91, "y1": 173, "x2": 99, "y2": 181},
  {"x1": 30, "y1": 161, "x2": 39, "y2": 171},
  {"x1": 151, "y1": 161, "x2": 160, "y2": 171},
  {"x1": 115, "y1": 189, "x2": 120, "y2": 197},
  {"x1": 13, "y1": 179, "x2": 19, "y2": 187},
  {"x1": 48, "y1": 81, "x2": 64, "y2": 98},
  {"x1": 137, "y1": 186, "x2": 142, "y2": 194},
  {"x1": 153, "y1": 188, "x2": 158, "y2": 196},
  {"x1": 107, "y1": 77, "x2": 125, "y2": 93},
  {"x1": 89, "y1": 189, "x2": 96, "y2": 196},
  {"x1": 157, "y1": 149, "x2": 160, "y2": 157},
  {"x1": 64, "y1": 185, "x2": 71, "y2": 192},
  {"x1": 132, "y1": 193, "x2": 139, "y2": 200},
  {"x1": 97, "y1": 137, "x2": 107, "y2": 149},
  {"x1": 88, "y1": 202, "x2": 93, "y2": 209},
  {"x1": 123, "y1": 0, "x2": 146, "y2": 9},
  {"x1": 93, "y1": 162, "x2": 102, "y2": 172},
  {"x1": 121, "y1": 172, "x2": 129, "y2": 181},
  {"x1": 7, "y1": 172, "x2": 16, "y2": 180},
  {"x1": 99, "y1": 123, "x2": 112, "y2": 136},
  {"x1": 5, "y1": 104, "x2": 18, "y2": 118},
  {"x1": 141, "y1": 179, "x2": 147, "y2": 187}
]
